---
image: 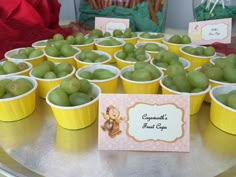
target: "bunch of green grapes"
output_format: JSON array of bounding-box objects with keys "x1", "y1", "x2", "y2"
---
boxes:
[
  {"x1": 143, "y1": 43, "x2": 166, "y2": 52},
  {"x1": 113, "y1": 28, "x2": 137, "y2": 38},
  {"x1": 182, "y1": 46, "x2": 215, "y2": 57},
  {"x1": 48, "y1": 78, "x2": 96, "y2": 106},
  {"x1": 116, "y1": 43, "x2": 147, "y2": 62},
  {"x1": 79, "y1": 68, "x2": 116, "y2": 80},
  {"x1": 76, "y1": 49, "x2": 109, "y2": 63},
  {"x1": 163, "y1": 64, "x2": 209, "y2": 93},
  {"x1": 139, "y1": 32, "x2": 164, "y2": 39},
  {"x1": 215, "y1": 89, "x2": 236, "y2": 109},
  {"x1": 87, "y1": 29, "x2": 111, "y2": 39},
  {"x1": 65, "y1": 32, "x2": 94, "y2": 45},
  {"x1": 0, "y1": 61, "x2": 29, "y2": 75},
  {"x1": 31, "y1": 61, "x2": 73, "y2": 79},
  {"x1": 47, "y1": 33, "x2": 94, "y2": 46},
  {"x1": 45, "y1": 43, "x2": 78, "y2": 58},
  {"x1": 11, "y1": 47, "x2": 43, "y2": 59},
  {"x1": 200, "y1": 54, "x2": 236, "y2": 83},
  {"x1": 97, "y1": 38, "x2": 122, "y2": 46},
  {"x1": 168, "y1": 34, "x2": 192, "y2": 44},
  {"x1": 122, "y1": 62, "x2": 162, "y2": 81},
  {"x1": 152, "y1": 50, "x2": 183, "y2": 69},
  {"x1": 0, "y1": 78, "x2": 33, "y2": 98}
]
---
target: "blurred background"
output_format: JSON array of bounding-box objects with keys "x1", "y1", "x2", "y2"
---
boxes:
[{"x1": 58, "y1": 0, "x2": 194, "y2": 30}]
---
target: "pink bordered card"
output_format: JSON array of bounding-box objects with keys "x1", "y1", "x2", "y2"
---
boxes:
[
  {"x1": 188, "y1": 18, "x2": 232, "y2": 45},
  {"x1": 95, "y1": 17, "x2": 129, "y2": 34},
  {"x1": 98, "y1": 94, "x2": 190, "y2": 152}
]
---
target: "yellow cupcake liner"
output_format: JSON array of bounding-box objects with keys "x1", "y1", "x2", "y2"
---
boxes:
[
  {"x1": 135, "y1": 42, "x2": 168, "y2": 59},
  {"x1": 120, "y1": 65, "x2": 163, "y2": 94},
  {"x1": 76, "y1": 64, "x2": 120, "y2": 93},
  {"x1": 30, "y1": 66, "x2": 76, "y2": 99},
  {"x1": 160, "y1": 77, "x2": 210, "y2": 115},
  {"x1": 210, "y1": 85, "x2": 236, "y2": 135},
  {"x1": 113, "y1": 36, "x2": 138, "y2": 45},
  {"x1": 179, "y1": 45, "x2": 215, "y2": 71},
  {"x1": 150, "y1": 57, "x2": 191, "y2": 75},
  {"x1": 46, "y1": 83, "x2": 101, "y2": 130},
  {"x1": 114, "y1": 51, "x2": 151, "y2": 70},
  {"x1": 0, "y1": 76, "x2": 37, "y2": 121},
  {"x1": 162, "y1": 39, "x2": 183, "y2": 56},
  {"x1": 72, "y1": 41, "x2": 95, "y2": 51},
  {"x1": 32, "y1": 39, "x2": 48, "y2": 51},
  {"x1": 5, "y1": 47, "x2": 46, "y2": 67},
  {"x1": 94, "y1": 38, "x2": 125, "y2": 63},
  {"x1": 46, "y1": 55, "x2": 76, "y2": 67},
  {"x1": 0, "y1": 60, "x2": 33, "y2": 77},
  {"x1": 138, "y1": 32, "x2": 165, "y2": 43},
  {"x1": 74, "y1": 50, "x2": 112, "y2": 69}
]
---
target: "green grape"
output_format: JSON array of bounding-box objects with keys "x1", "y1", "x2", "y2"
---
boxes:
[
  {"x1": 173, "y1": 74, "x2": 192, "y2": 92},
  {"x1": 166, "y1": 64, "x2": 185, "y2": 78},
  {"x1": 223, "y1": 67, "x2": 236, "y2": 83},
  {"x1": 93, "y1": 69, "x2": 115, "y2": 80},
  {"x1": 60, "y1": 77, "x2": 80, "y2": 94},
  {"x1": 227, "y1": 93, "x2": 236, "y2": 109},
  {"x1": 123, "y1": 43, "x2": 135, "y2": 54},
  {"x1": 116, "y1": 51, "x2": 126, "y2": 59},
  {"x1": 53, "y1": 33, "x2": 64, "y2": 40},
  {"x1": 69, "y1": 92, "x2": 91, "y2": 106},
  {"x1": 187, "y1": 70, "x2": 209, "y2": 90},
  {"x1": 131, "y1": 69, "x2": 152, "y2": 81},
  {"x1": 48, "y1": 88, "x2": 70, "y2": 106}
]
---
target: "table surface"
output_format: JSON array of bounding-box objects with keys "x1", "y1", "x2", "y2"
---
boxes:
[
  {"x1": 0, "y1": 78, "x2": 236, "y2": 177},
  {"x1": 0, "y1": 28, "x2": 236, "y2": 177}
]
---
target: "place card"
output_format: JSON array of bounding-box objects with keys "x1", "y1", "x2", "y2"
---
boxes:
[
  {"x1": 188, "y1": 18, "x2": 232, "y2": 45},
  {"x1": 95, "y1": 17, "x2": 129, "y2": 34},
  {"x1": 98, "y1": 94, "x2": 190, "y2": 152}
]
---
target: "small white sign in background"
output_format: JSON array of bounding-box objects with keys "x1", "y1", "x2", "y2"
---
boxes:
[
  {"x1": 95, "y1": 17, "x2": 129, "y2": 34},
  {"x1": 188, "y1": 18, "x2": 232, "y2": 45}
]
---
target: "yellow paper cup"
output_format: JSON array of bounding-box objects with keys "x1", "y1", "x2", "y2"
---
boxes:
[
  {"x1": 179, "y1": 45, "x2": 216, "y2": 71},
  {"x1": 135, "y1": 42, "x2": 168, "y2": 59},
  {"x1": 0, "y1": 76, "x2": 38, "y2": 121},
  {"x1": 210, "y1": 55, "x2": 227, "y2": 64},
  {"x1": 150, "y1": 57, "x2": 191, "y2": 75},
  {"x1": 195, "y1": 63, "x2": 236, "y2": 103},
  {"x1": 138, "y1": 32, "x2": 165, "y2": 43},
  {"x1": 29, "y1": 66, "x2": 76, "y2": 98},
  {"x1": 161, "y1": 38, "x2": 185, "y2": 56},
  {"x1": 46, "y1": 83, "x2": 101, "y2": 130},
  {"x1": 0, "y1": 60, "x2": 33, "y2": 77},
  {"x1": 114, "y1": 50, "x2": 151, "y2": 70},
  {"x1": 210, "y1": 85, "x2": 236, "y2": 135},
  {"x1": 202, "y1": 56, "x2": 236, "y2": 102},
  {"x1": 205, "y1": 79, "x2": 236, "y2": 103},
  {"x1": 94, "y1": 38, "x2": 125, "y2": 63},
  {"x1": 4, "y1": 47, "x2": 46, "y2": 67},
  {"x1": 72, "y1": 41, "x2": 95, "y2": 51},
  {"x1": 113, "y1": 36, "x2": 138, "y2": 45},
  {"x1": 74, "y1": 50, "x2": 112, "y2": 69},
  {"x1": 45, "y1": 47, "x2": 80, "y2": 67},
  {"x1": 120, "y1": 65, "x2": 164, "y2": 94},
  {"x1": 32, "y1": 39, "x2": 48, "y2": 51},
  {"x1": 160, "y1": 76, "x2": 211, "y2": 115},
  {"x1": 76, "y1": 64, "x2": 120, "y2": 93},
  {"x1": 85, "y1": 34, "x2": 111, "y2": 44}
]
